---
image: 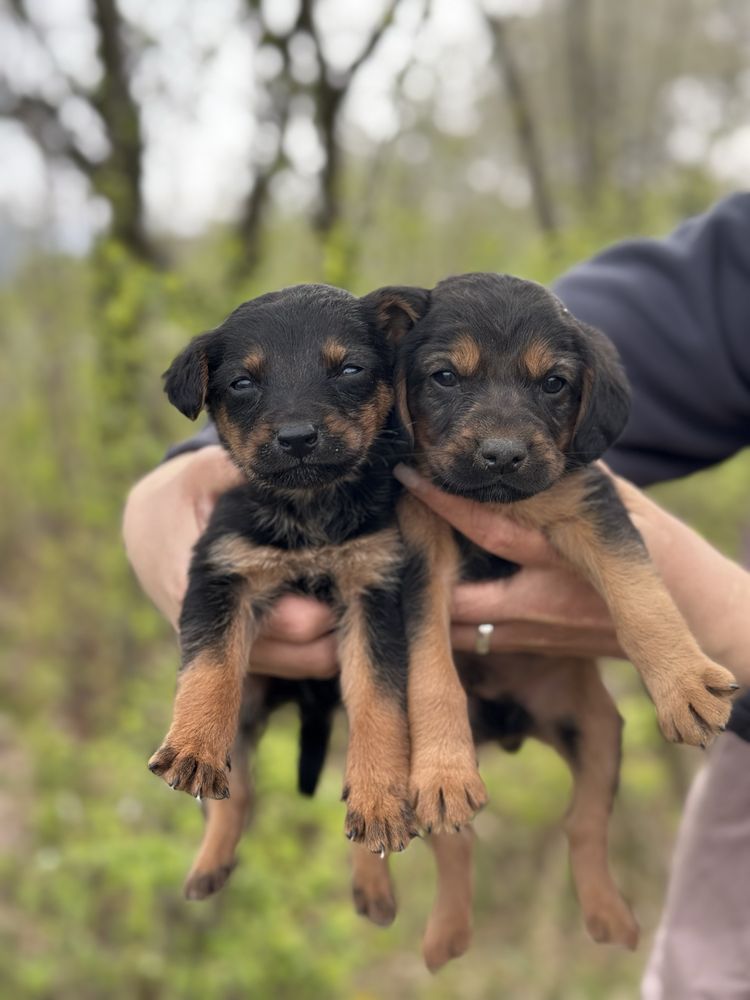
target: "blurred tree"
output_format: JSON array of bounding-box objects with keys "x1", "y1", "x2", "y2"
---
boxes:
[
  {"x1": 1, "y1": 0, "x2": 155, "y2": 262},
  {"x1": 485, "y1": 13, "x2": 558, "y2": 239},
  {"x1": 236, "y1": 0, "x2": 403, "y2": 272}
]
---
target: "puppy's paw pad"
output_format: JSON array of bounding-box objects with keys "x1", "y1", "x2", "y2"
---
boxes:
[
  {"x1": 584, "y1": 896, "x2": 639, "y2": 950},
  {"x1": 148, "y1": 744, "x2": 230, "y2": 799},
  {"x1": 411, "y1": 766, "x2": 487, "y2": 834},
  {"x1": 352, "y1": 884, "x2": 397, "y2": 927},
  {"x1": 422, "y1": 918, "x2": 472, "y2": 972},
  {"x1": 654, "y1": 660, "x2": 737, "y2": 747},
  {"x1": 343, "y1": 785, "x2": 416, "y2": 855},
  {"x1": 184, "y1": 862, "x2": 236, "y2": 901}
]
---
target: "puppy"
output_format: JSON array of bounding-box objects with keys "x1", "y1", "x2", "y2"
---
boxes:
[
  {"x1": 148, "y1": 283, "x2": 488, "y2": 856},
  {"x1": 391, "y1": 272, "x2": 738, "y2": 749}
]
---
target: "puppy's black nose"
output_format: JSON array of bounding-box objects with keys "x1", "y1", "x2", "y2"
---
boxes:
[
  {"x1": 277, "y1": 423, "x2": 319, "y2": 458},
  {"x1": 479, "y1": 438, "x2": 528, "y2": 473}
]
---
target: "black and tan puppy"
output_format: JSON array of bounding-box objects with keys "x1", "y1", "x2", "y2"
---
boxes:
[
  {"x1": 148, "y1": 283, "x2": 474, "y2": 855},
  {"x1": 392, "y1": 272, "x2": 737, "y2": 750}
]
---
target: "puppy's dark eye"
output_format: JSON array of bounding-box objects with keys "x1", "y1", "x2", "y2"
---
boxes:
[
  {"x1": 432, "y1": 370, "x2": 458, "y2": 388},
  {"x1": 230, "y1": 376, "x2": 256, "y2": 391},
  {"x1": 542, "y1": 375, "x2": 566, "y2": 394},
  {"x1": 340, "y1": 365, "x2": 363, "y2": 376}
]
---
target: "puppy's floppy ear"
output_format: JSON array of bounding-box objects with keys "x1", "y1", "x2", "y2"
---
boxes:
[
  {"x1": 360, "y1": 285, "x2": 431, "y2": 343},
  {"x1": 360, "y1": 286, "x2": 431, "y2": 445},
  {"x1": 163, "y1": 332, "x2": 214, "y2": 420},
  {"x1": 569, "y1": 321, "x2": 630, "y2": 466}
]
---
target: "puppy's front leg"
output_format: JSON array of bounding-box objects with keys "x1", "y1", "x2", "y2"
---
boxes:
[
  {"x1": 338, "y1": 586, "x2": 416, "y2": 855},
  {"x1": 398, "y1": 496, "x2": 488, "y2": 833},
  {"x1": 537, "y1": 472, "x2": 737, "y2": 747},
  {"x1": 148, "y1": 571, "x2": 260, "y2": 799}
]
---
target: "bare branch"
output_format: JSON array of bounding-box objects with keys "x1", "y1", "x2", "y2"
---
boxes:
[
  {"x1": 1, "y1": 91, "x2": 98, "y2": 176},
  {"x1": 348, "y1": 0, "x2": 399, "y2": 77},
  {"x1": 487, "y1": 16, "x2": 558, "y2": 237}
]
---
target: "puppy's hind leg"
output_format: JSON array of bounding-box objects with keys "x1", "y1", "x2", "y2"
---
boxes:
[
  {"x1": 422, "y1": 827, "x2": 474, "y2": 972},
  {"x1": 183, "y1": 677, "x2": 265, "y2": 900},
  {"x1": 351, "y1": 843, "x2": 397, "y2": 927},
  {"x1": 550, "y1": 663, "x2": 639, "y2": 949}
]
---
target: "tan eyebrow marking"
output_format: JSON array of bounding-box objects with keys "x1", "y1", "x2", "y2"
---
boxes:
[
  {"x1": 523, "y1": 341, "x2": 557, "y2": 379},
  {"x1": 322, "y1": 339, "x2": 349, "y2": 368},
  {"x1": 241, "y1": 349, "x2": 265, "y2": 375},
  {"x1": 448, "y1": 333, "x2": 481, "y2": 376}
]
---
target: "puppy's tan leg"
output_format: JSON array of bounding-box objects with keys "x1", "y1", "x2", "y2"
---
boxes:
[
  {"x1": 398, "y1": 496, "x2": 488, "y2": 833},
  {"x1": 184, "y1": 725, "x2": 253, "y2": 900},
  {"x1": 543, "y1": 664, "x2": 638, "y2": 949},
  {"x1": 350, "y1": 843, "x2": 397, "y2": 927},
  {"x1": 551, "y1": 520, "x2": 735, "y2": 747},
  {"x1": 511, "y1": 472, "x2": 737, "y2": 747},
  {"x1": 148, "y1": 603, "x2": 258, "y2": 800},
  {"x1": 422, "y1": 828, "x2": 474, "y2": 972},
  {"x1": 183, "y1": 677, "x2": 268, "y2": 899},
  {"x1": 338, "y1": 595, "x2": 416, "y2": 854}
]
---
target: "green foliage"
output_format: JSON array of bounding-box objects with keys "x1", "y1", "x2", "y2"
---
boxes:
[{"x1": 2, "y1": 200, "x2": 749, "y2": 998}]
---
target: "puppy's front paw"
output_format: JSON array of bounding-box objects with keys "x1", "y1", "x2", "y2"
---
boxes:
[
  {"x1": 652, "y1": 658, "x2": 738, "y2": 748},
  {"x1": 343, "y1": 782, "x2": 417, "y2": 855},
  {"x1": 148, "y1": 742, "x2": 231, "y2": 799},
  {"x1": 410, "y1": 761, "x2": 487, "y2": 834}
]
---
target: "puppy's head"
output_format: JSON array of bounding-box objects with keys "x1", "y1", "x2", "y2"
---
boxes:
[
  {"x1": 164, "y1": 284, "x2": 425, "y2": 491},
  {"x1": 395, "y1": 273, "x2": 629, "y2": 503}
]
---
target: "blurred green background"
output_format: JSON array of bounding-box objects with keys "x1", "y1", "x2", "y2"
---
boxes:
[{"x1": 1, "y1": 1, "x2": 750, "y2": 997}]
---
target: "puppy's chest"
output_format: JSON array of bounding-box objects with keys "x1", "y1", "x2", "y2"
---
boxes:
[{"x1": 208, "y1": 527, "x2": 404, "y2": 601}]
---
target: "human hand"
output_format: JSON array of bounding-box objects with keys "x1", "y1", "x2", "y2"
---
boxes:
[{"x1": 123, "y1": 446, "x2": 339, "y2": 678}]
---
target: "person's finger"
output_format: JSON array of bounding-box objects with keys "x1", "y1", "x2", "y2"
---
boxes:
[
  {"x1": 450, "y1": 622, "x2": 623, "y2": 658},
  {"x1": 260, "y1": 595, "x2": 337, "y2": 643},
  {"x1": 394, "y1": 464, "x2": 559, "y2": 565},
  {"x1": 451, "y1": 568, "x2": 612, "y2": 627},
  {"x1": 248, "y1": 635, "x2": 339, "y2": 679}
]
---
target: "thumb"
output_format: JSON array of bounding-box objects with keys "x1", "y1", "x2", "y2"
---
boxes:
[{"x1": 394, "y1": 464, "x2": 560, "y2": 567}]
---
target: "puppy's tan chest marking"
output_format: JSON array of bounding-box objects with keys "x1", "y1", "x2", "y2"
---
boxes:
[
  {"x1": 208, "y1": 527, "x2": 403, "y2": 598},
  {"x1": 495, "y1": 473, "x2": 589, "y2": 530}
]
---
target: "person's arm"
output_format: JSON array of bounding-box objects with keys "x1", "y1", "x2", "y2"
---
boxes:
[{"x1": 555, "y1": 191, "x2": 750, "y2": 485}]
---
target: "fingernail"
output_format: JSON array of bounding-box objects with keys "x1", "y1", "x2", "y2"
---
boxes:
[{"x1": 393, "y1": 463, "x2": 422, "y2": 490}]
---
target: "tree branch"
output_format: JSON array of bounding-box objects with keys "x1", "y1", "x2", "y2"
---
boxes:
[{"x1": 487, "y1": 15, "x2": 558, "y2": 238}]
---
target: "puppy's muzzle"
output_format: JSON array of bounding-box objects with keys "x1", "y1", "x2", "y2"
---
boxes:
[
  {"x1": 477, "y1": 438, "x2": 528, "y2": 474},
  {"x1": 276, "y1": 423, "x2": 319, "y2": 459}
]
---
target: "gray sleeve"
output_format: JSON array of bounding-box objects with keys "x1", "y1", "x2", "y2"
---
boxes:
[
  {"x1": 164, "y1": 421, "x2": 221, "y2": 462},
  {"x1": 552, "y1": 192, "x2": 750, "y2": 487}
]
